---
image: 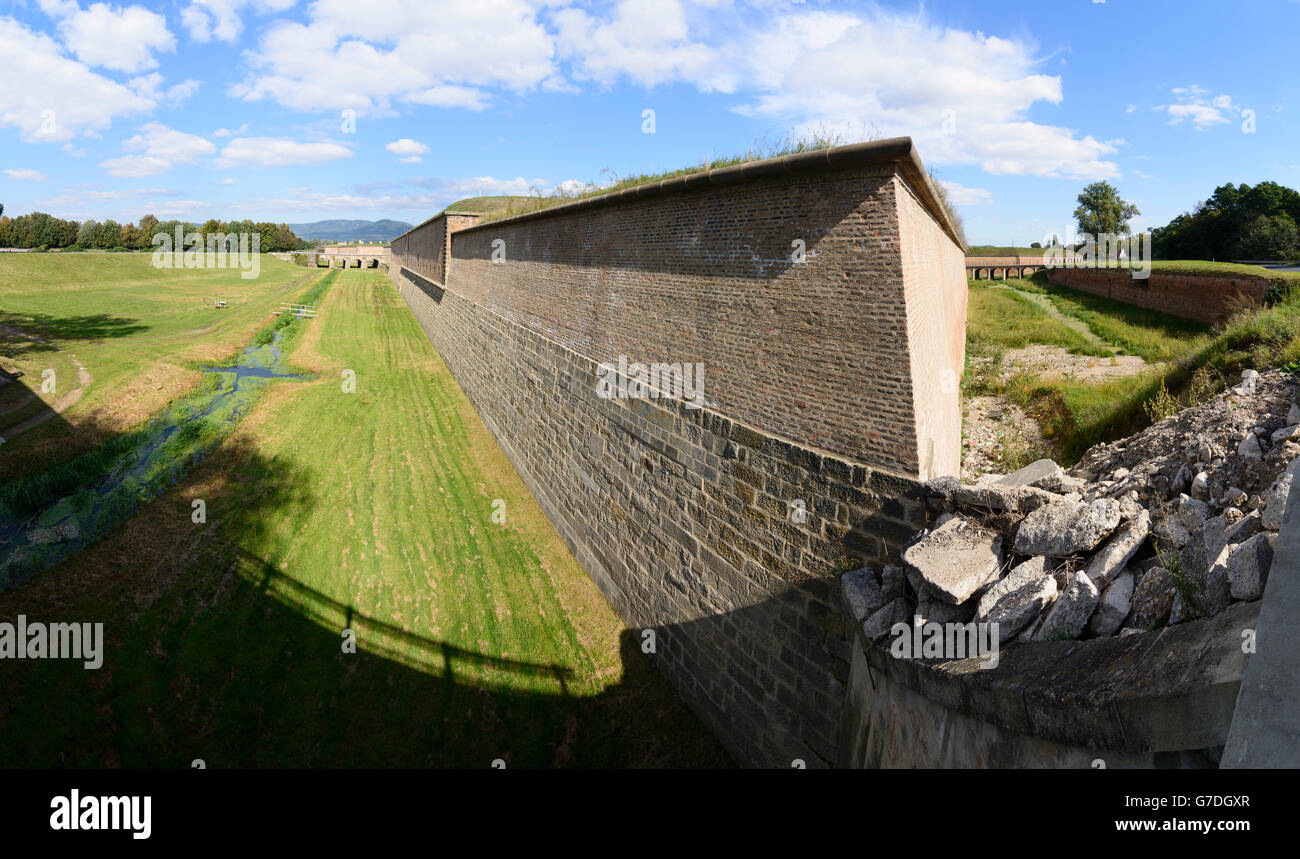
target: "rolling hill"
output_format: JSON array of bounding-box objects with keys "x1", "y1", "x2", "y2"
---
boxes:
[{"x1": 287, "y1": 219, "x2": 414, "y2": 241}]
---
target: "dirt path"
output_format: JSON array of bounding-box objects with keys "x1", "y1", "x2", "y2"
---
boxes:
[
  {"x1": 985, "y1": 283, "x2": 1119, "y2": 354},
  {"x1": 0, "y1": 346, "x2": 93, "y2": 443}
]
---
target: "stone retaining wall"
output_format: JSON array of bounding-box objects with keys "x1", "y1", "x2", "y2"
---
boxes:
[
  {"x1": 840, "y1": 587, "x2": 1257, "y2": 768},
  {"x1": 1046, "y1": 267, "x2": 1268, "y2": 324}
]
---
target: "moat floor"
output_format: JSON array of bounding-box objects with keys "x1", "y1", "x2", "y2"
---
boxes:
[{"x1": 0, "y1": 268, "x2": 730, "y2": 768}]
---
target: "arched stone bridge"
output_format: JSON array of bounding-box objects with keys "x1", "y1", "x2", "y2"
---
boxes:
[
  {"x1": 315, "y1": 252, "x2": 388, "y2": 269},
  {"x1": 964, "y1": 255, "x2": 1043, "y2": 280}
]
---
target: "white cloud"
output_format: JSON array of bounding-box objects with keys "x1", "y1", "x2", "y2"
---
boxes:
[
  {"x1": 181, "y1": 0, "x2": 296, "y2": 43},
  {"x1": 228, "y1": 0, "x2": 555, "y2": 113},
  {"x1": 59, "y1": 3, "x2": 176, "y2": 73},
  {"x1": 1160, "y1": 84, "x2": 1240, "y2": 128},
  {"x1": 938, "y1": 180, "x2": 992, "y2": 206},
  {"x1": 215, "y1": 137, "x2": 353, "y2": 168},
  {"x1": 219, "y1": 177, "x2": 236, "y2": 184},
  {"x1": 728, "y1": 11, "x2": 1118, "y2": 178},
  {"x1": 212, "y1": 123, "x2": 249, "y2": 138},
  {"x1": 554, "y1": 0, "x2": 724, "y2": 89},
  {"x1": 100, "y1": 122, "x2": 216, "y2": 177},
  {"x1": 405, "y1": 85, "x2": 489, "y2": 110},
  {"x1": 37, "y1": 0, "x2": 80, "y2": 16},
  {"x1": 211, "y1": 2, "x2": 1115, "y2": 180},
  {"x1": 0, "y1": 17, "x2": 154, "y2": 142},
  {"x1": 33, "y1": 184, "x2": 199, "y2": 219},
  {"x1": 386, "y1": 138, "x2": 429, "y2": 156},
  {"x1": 6, "y1": 168, "x2": 47, "y2": 181},
  {"x1": 129, "y1": 73, "x2": 202, "y2": 106}
]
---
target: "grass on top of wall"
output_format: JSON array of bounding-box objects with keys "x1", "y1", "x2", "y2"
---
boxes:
[
  {"x1": 464, "y1": 131, "x2": 853, "y2": 225},
  {"x1": 457, "y1": 130, "x2": 965, "y2": 241}
]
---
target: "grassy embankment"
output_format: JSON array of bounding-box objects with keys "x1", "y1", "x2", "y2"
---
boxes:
[
  {"x1": 965, "y1": 269, "x2": 1300, "y2": 464},
  {"x1": 0, "y1": 253, "x2": 318, "y2": 483},
  {"x1": 0, "y1": 267, "x2": 729, "y2": 767}
]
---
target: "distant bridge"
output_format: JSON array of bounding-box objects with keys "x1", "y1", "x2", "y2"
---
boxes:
[
  {"x1": 965, "y1": 253, "x2": 1086, "y2": 280},
  {"x1": 315, "y1": 251, "x2": 389, "y2": 269},
  {"x1": 965, "y1": 255, "x2": 1041, "y2": 280}
]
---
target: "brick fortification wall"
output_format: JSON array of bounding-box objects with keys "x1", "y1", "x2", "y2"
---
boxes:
[
  {"x1": 390, "y1": 211, "x2": 480, "y2": 286},
  {"x1": 390, "y1": 139, "x2": 966, "y2": 766},
  {"x1": 1046, "y1": 267, "x2": 1268, "y2": 324}
]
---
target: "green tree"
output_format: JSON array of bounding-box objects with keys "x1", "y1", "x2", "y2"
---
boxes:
[
  {"x1": 95, "y1": 219, "x2": 121, "y2": 248},
  {"x1": 1239, "y1": 214, "x2": 1300, "y2": 259},
  {"x1": 274, "y1": 223, "x2": 297, "y2": 251},
  {"x1": 1074, "y1": 181, "x2": 1141, "y2": 237}
]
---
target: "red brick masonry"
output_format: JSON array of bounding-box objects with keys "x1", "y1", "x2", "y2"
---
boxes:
[{"x1": 1046, "y1": 267, "x2": 1268, "y2": 324}]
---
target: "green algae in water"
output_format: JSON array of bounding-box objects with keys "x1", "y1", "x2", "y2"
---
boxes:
[{"x1": 0, "y1": 304, "x2": 323, "y2": 592}]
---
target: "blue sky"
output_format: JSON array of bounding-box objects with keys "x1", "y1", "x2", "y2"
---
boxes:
[{"x1": 1, "y1": 0, "x2": 1297, "y2": 242}]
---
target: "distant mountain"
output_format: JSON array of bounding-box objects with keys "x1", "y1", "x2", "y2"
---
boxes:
[{"x1": 287, "y1": 219, "x2": 414, "y2": 241}]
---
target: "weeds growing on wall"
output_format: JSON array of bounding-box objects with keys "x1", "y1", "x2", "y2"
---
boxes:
[{"x1": 471, "y1": 130, "x2": 876, "y2": 224}]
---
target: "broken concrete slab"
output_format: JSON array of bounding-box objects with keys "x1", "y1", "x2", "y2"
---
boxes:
[
  {"x1": 1128, "y1": 567, "x2": 1178, "y2": 630},
  {"x1": 1088, "y1": 568, "x2": 1135, "y2": 637},
  {"x1": 901, "y1": 516, "x2": 1003, "y2": 606},
  {"x1": 973, "y1": 564, "x2": 1057, "y2": 643},
  {"x1": 994, "y1": 458, "x2": 1062, "y2": 490},
  {"x1": 863, "y1": 597, "x2": 913, "y2": 643},
  {"x1": 1261, "y1": 455, "x2": 1300, "y2": 530},
  {"x1": 1038, "y1": 571, "x2": 1100, "y2": 641},
  {"x1": 1225, "y1": 509, "x2": 1262, "y2": 545},
  {"x1": 1227, "y1": 531, "x2": 1276, "y2": 601},
  {"x1": 975, "y1": 556, "x2": 1047, "y2": 617},
  {"x1": 1084, "y1": 510, "x2": 1150, "y2": 591},
  {"x1": 928, "y1": 474, "x2": 1059, "y2": 514},
  {"x1": 1013, "y1": 498, "x2": 1121, "y2": 556}
]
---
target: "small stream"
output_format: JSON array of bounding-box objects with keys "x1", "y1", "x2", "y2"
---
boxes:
[{"x1": 0, "y1": 329, "x2": 311, "y2": 592}]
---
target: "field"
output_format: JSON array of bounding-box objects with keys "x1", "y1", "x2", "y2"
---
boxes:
[
  {"x1": 964, "y1": 271, "x2": 1300, "y2": 466},
  {"x1": 0, "y1": 254, "x2": 318, "y2": 483},
  {"x1": 0, "y1": 264, "x2": 729, "y2": 767}
]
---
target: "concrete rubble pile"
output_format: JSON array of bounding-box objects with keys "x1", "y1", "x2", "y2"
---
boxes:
[{"x1": 844, "y1": 368, "x2": 1297, "y2": 648}]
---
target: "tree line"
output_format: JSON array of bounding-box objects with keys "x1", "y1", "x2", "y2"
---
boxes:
[
  {"x1": 1151, "y1": 181, "x2": 1300, "y2": 261},
  {"x1": 0, "y1": 206, "x2": 311, "y2": 252}
]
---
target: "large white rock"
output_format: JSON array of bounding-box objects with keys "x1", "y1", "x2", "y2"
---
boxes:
[
  {"x1": 1238, "y1": 434, "x2": 1264, "y2": 460},
  {"x1": 973, "y1": 560, "x2": 1058, "y2": 643},
  {"x1": 1262, "y1": 456, "x2": 1300, "y2": 530},
  {"x1": 1088, "y1": 568, "x2": 1135, "y2": 637},
  {"x1": 1272, "y1": 425, "x2": 1299, "y2": 445},
  {"x1": 1037, "y1": 571, "x2": 1100, "y2": 641},
  {"x1": 1128, "y1": 567, "x2": 1178, "y2": 630},
  {"x1": 994, "y1": 458, "x2": 1064, "y2": 490},
  {"x1": 975, "y1": 556, "x2": 1048, "y2": 617},
  {"x1": 1084, "y1": 510, "x2": 1150, "y2": 591},
  {"x1": 1014, "y1": 498, "x2": 1121, "y2": 556},
  {"x1": 902, "y1": 516, "x2": 1003, "y2": 605},
  {"x1": 1228, "y1": 532, "x2": 1277, "y2": 601}
]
